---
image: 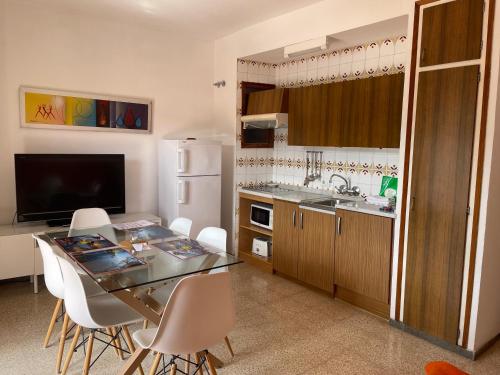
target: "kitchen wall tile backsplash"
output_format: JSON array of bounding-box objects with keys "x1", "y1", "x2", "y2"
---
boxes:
[{"x1": 234, "y1": 34, "x2": 406, "y2": 199}]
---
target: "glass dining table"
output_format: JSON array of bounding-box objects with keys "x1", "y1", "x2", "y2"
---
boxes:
[{"x1": 39, "y1": 222, "x2": 242, "y2": 375}]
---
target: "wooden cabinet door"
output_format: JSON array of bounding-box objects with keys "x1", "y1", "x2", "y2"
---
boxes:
[
  {"x1": 404, "y1": 65, "x2": 479, "y2": 344},
  {"x1": 288, "y1": 85, "x2": 328, "y2": 146},
  {"x1": 367, "y1": 74, "x2": 404, "y2": 148},
  {"x1": 334, "y1": 209, "x2": 393, "y2": 303},
  {"x1": 298, "y1": 209, "x2": 335, "y2": 293},
  {"x1": 272, "y1": 200, "x2": 299, "y2": 278},
  {"x1": 324, "y1": 82, "x2": 343, "y2": 147},
  {"x1": 339, "y1": 78, "x2": 372, "y2": 147},
  {"x1": 420, "y1": 0, "x2": 483, "y2": 67},
  {"x1": 247, "y1": 88, "x2": 288, "y2": 115}
]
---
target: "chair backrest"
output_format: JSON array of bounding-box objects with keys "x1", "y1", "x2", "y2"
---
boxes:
[
  {"x1": 196, "y1": 227, "x2": 227, "y2": 252},
  {"x1": 70, "y1": 208, "x2": 111, "y2": 230},
  {"x1": 33, "y1": 236, "x2": 65, "y2": 300},
  {"x1": 149, "y1": 272, "x2": 235, "y2": 354},
  {"x1": 169, "y1": 217, "x2": 192, "y2": 238},
  {"x1": 56, "y1": 256, "x2": 97, "y2": 329}
]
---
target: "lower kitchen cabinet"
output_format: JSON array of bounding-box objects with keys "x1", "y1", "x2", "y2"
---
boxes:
[
  {"x1": 334, "y1": 209, "x2": 393, "y2": 317},
  {"x1": 273, "y1": 200, "x2": 299, "y2": 279},
  {"x1": 298, "y1": 208, "x2": 335, "y2": 292},
  {"x1": 273, "y1": 200, "x2": 335, "y2": 293}
]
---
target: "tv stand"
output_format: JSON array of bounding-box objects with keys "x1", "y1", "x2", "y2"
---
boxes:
[{"x1": 46, "y1": 218, "x2": 72, "y2": 227}]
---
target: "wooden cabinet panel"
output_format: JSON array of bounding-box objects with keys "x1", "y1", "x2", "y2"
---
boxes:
[
  {"x1": 334, "y1": 209, "x2": 393, "y2": 303},
  {"x1": 247, "y1": 88, "x2": 288, "y2": 115},
  {"x1": 298, "y1": 209, "x2": 335, "y2": 292},
  {"x1": 288, "y1": 85, "x2": 328, "y2": 146},
  {"x1": 404, "y1": 65, "x2": 479, "y2": 344},
  {"x1": 340, "y1": 78, "x2": 372, "y2": 147},
  {"x1": 420, "y1": 0, "x2": 483, "y2": 67},
  {"x1": 272, "y1": 200, "x2": 299, "y2": 278}
]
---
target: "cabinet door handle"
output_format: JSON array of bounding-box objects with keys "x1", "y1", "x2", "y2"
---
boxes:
[
  {"x1": 292, "y1": 210, "x2": 296, "y2": 227},
  {"x1": 410, "y1": 196, "x2": 416, "y2": 211},
  {"x1": 336, "y1": 216, "x2": 342, "y2": 235},
  {"x1": 300, "y1": 212, "x2": 304, "y2": 229}
]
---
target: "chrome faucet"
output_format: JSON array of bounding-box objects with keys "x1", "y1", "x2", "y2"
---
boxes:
[{"x1": 329, "y1": 173, "x2": 360, "y2": 196}]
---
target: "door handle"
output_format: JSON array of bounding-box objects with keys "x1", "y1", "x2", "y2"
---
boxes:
[
  {"x1": 336, "y1": 216, "x2": 342, "y2": 236},
  {"x1": 177, "y1": 148, "x2": 186, "y2": 173},
  {"x1": 410, "y1": 196, "x2": 416, "y2": 211},
  {"x1": 177, "y1": 180, "x2": 187, "y2": 204},
  {"x1": 292, "y1": 210, "x2": 296, "y2": 227},
  {"x1": 300, "y1": 212, "x2": 304, "y2": 229}
]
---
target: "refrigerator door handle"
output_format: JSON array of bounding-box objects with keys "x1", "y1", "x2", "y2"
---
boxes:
[
  {"x1": 177, "y1": 148, "x2": 187, "y2": 173},
  {"x1": 177, "y1": 180, "x2": 187, "y2": 204}
]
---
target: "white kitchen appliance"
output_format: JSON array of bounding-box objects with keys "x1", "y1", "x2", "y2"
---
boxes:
[
  {"x1": 250, "y1": 203, "x2": 273, "y2": 230},
  {"x1": 252, "y1": 237, "x2": 272, "y2": 258},
  {"x1": 159, "y1": 139, "x2": 222, "y2": 240}
]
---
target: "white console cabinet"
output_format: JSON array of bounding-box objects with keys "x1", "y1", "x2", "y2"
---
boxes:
[{"x1": 0, "y1": 212, "x2": 161, "y2": 293}]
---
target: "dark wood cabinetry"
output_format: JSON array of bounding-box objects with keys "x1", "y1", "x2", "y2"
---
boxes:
[
  {"x1": 273, "y1": 201, "x2": 335, "y2": 293},
  {"x1": 288, "y1": 74, "x2": 404, "y2": 148},
  {"x1": 298, "y1": 208, "x2": 335, "y2": 292},
  {"x1": 272, "y1": 200, "x2": 299, "y2": 278},
  {"x1": 247, "y1": 88, "x2": 288, "y2": 115},
  {"x1": 403, "y1": 65, "x2": 479, "y2": 344},
  {"x1": 420, "y1": 0, "x2": 483, "y2": 67},
  {"x1": 334, "y1": 209, "x2": 393, "y2": 317}
]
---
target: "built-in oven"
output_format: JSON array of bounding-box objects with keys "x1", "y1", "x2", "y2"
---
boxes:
[{"x1": 250, "y1": 203, "x2": 273, "y2": 230}]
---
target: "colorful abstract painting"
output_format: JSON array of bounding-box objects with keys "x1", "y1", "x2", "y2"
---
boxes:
[{"x1": 21, "y1": 87, "x2": 152, "y2": 133}]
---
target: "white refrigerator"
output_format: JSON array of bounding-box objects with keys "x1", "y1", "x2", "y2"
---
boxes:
[{"x1": 158, "y1": 139, "x2": 222, "y2": 240}]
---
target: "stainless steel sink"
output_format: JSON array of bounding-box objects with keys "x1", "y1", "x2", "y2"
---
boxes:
[{"x1": 300, "y1": 197, "x2": 354, "y2": 211}]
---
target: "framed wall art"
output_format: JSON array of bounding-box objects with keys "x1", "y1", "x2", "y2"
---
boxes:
[{"x1": 19, "y1": 86, "x2": 152, "y2": 134}]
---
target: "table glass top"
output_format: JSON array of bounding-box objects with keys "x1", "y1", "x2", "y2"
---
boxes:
[{"x1": 41, "y1": 224, "x2": 241, "y2": 293}]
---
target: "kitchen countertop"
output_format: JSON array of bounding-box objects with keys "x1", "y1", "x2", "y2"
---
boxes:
[{"x1": 238, "y1": 186, "x2": 396, "y2": 219}]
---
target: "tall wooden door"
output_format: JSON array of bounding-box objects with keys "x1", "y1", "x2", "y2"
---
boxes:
[
  {"x1": 298, "y1": 209, "x2": 335, "y2": 293},
  {"x1": 334, "y1": 209, "x2": 393, "y2": 303},
  {"x1": 404, "y1": 65, "x2": 480, "y2": 344},
  {"x1": 272, "y1": 200, "x2": 299, "y2": 278}
]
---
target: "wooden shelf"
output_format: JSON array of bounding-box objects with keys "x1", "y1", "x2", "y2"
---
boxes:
[
  {"x1": 239, "y1": 250, "x2": 273, "y2": 273},
  {"x1": 239, "y1": 224, "x2": 272, "y2": 237}
]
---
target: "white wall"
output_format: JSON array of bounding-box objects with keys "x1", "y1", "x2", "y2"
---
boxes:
[{"x1": 0, "y1": 0, "x2": 215, "y2": 224}]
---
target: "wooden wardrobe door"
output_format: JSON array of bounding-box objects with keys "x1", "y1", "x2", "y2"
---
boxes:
[
  {"x1": 420, "y1": 0, "x2": 483, "y2": 67},
  {"x1": 404, "y1": 65, "x2": 479, "y2": 344}
]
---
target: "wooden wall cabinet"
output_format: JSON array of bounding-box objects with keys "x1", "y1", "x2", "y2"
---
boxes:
[
  {"x1": 334, "y1": 209, "x2": 393, "y2": 317},
  {"x1": 247, "y1": 88, "x2": 289, "y2": 115},
  {"x1": 288, "y1": 74, "x2": 404, "y2": 148},
  {"x1": 273, "y1": 200, "x2": 335, "y2": 292}
]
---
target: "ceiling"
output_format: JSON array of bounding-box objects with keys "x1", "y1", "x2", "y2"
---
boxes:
[
  {"x1": 245, "y1": 16, "x2": 409, "y2": 63},
  {"x1": 21, "y1": 0, "x2": 324, "y2": 40}
]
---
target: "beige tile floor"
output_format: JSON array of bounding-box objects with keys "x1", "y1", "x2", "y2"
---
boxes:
[{"x1": 1, "y1": 263, "x2": 499, "y2": 374}]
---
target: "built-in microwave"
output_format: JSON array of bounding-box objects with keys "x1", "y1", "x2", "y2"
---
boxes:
[{"x1": 250, "y1": 203, "x2": 273, "y2": 230}]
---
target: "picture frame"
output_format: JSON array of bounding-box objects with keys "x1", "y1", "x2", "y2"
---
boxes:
[{"x1": 19, "y1": 86, "x2": 153, "y2": 134}]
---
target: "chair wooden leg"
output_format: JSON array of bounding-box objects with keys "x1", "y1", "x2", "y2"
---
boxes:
[
  {"x1": 149, "y1": 352, "x2": 162, "y2": 375},
  {"x1": 44, "y1": 298, "x2": 63, "y2": 348},
  {"x1": 107, "y1": 328, "x2": 121, "y2": 357},
  {"x1": 185, "y1": 354, "x2": 190, "y2": 374},
  {"x1": 224, "y1": 336, "x2": 234, "y2": 357},
  {"x1": 61, "y1": 325, "x2": 81, "y2": 375},
  {"x1": 170, "y1": 363, "x2": 177, "y2": 375},
  {"x1": 205, "y1": 351, "x2": 217, "y2": 375},
  {"x1": 82, "y1": 330, "x2": 94, "y2": 375},
  {"x1": 122, "y1": 326, "x2": 145, "y2": 375},
  {"x1": 194, "y1": 353, "x2": 204, "y2": 375},
  {"x1": 56, "y1": 313, "x2": 70, "y2": 373},
  {"x1": 111, "y1": 326, "x2": 125, "y2": 360}
]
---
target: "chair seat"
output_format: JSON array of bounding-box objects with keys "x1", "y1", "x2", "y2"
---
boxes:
[
  {"x1": 132, "y1": 328, "x2": 157, "y2": 349},
  {"x1": 86, "y1": 294, "x2": 143, "y2": 329}
]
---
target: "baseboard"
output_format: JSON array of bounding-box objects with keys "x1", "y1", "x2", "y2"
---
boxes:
[{"x1": 389, "y1": 319, "x2": 474, "y2": 359}]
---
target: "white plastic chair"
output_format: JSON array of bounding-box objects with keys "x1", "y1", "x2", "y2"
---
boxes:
[
  {"x1": 56, "y1": 256, "x2": 144, "y2": 375},
  {"x1": 133, "y1": 272, "x2": 235, "y2": 375},
  {"x1": 169, "y1": 217, "x2": 193, "y2": 238},
  {"x1": 196, "y1": 227, "x2": 227, "y2": 252},
  {"x1": 35, "y1": 235, "x2": 69, "y2": 373},
  {"x1": 70, "y1": 208, "x2": 111, "y2": 230}
]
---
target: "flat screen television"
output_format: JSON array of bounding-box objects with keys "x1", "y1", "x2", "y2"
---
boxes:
[{"x1": 15, "y1": 154, "x2": 125, "y2": 225}]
